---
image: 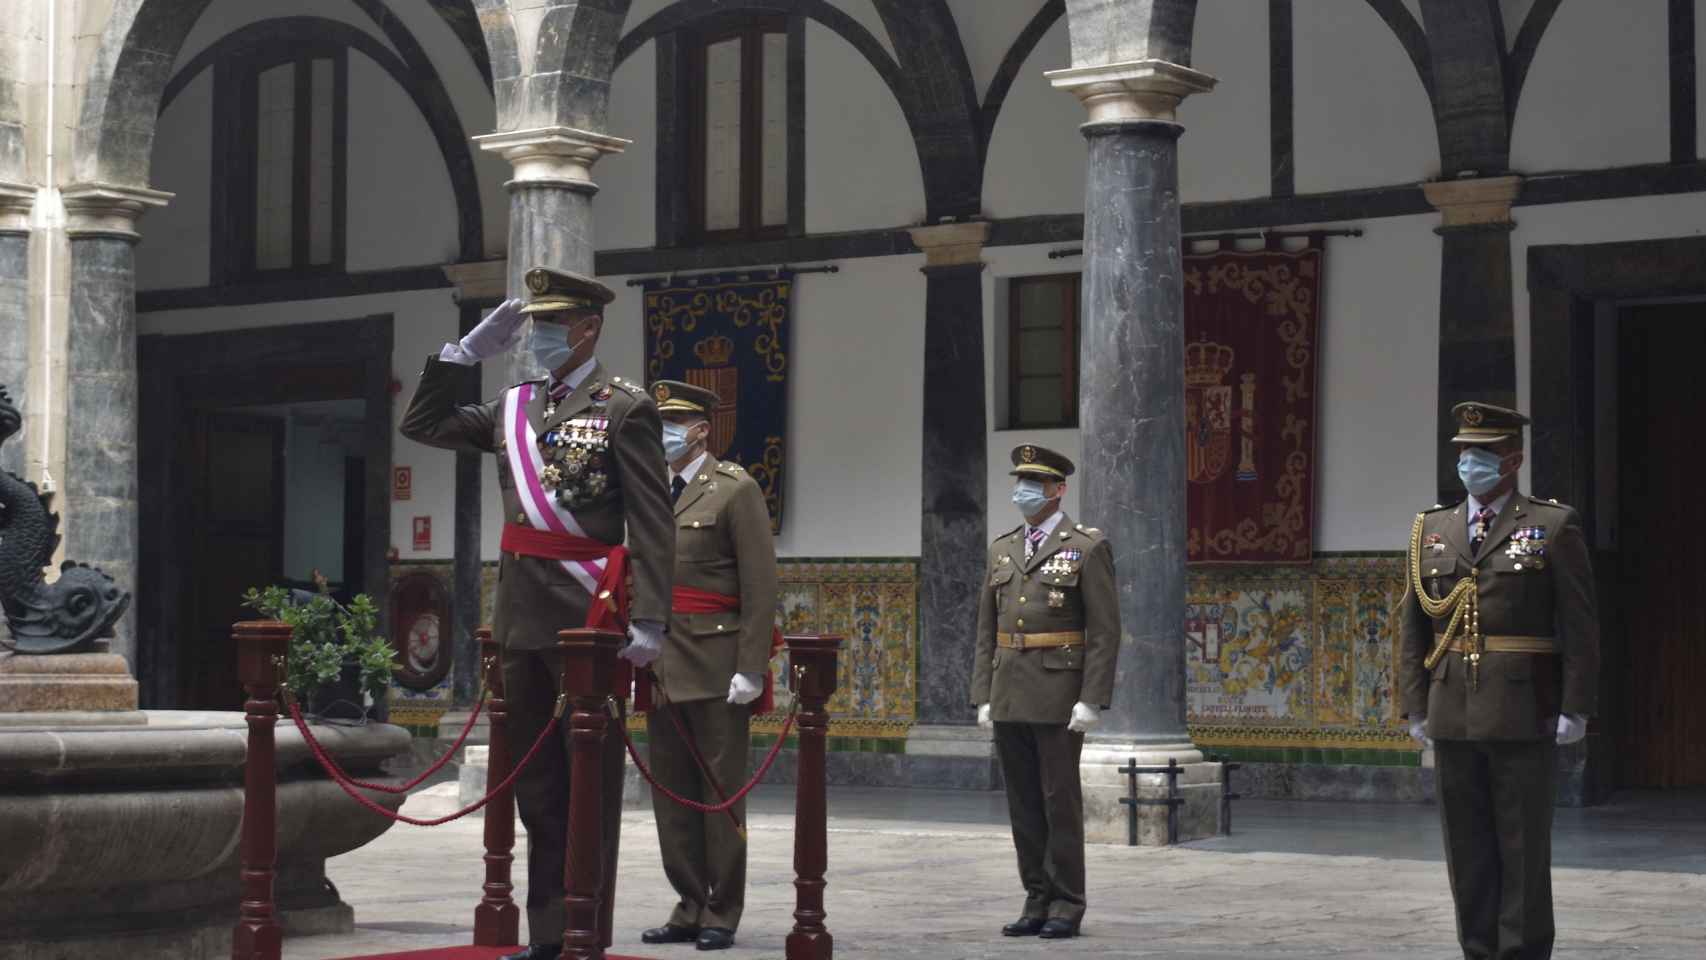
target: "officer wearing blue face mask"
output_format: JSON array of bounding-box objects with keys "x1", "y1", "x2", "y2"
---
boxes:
[
  {"x1": 1398, "y1": 401, "x2": 1601, "y2": 960},
  {"x1": 970, "y1": 444, "x2": 1119, "y2": 941}
]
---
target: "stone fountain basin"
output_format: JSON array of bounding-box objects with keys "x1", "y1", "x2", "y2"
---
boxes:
[{"x1": 0, "y1": 710, "x2": 411, "y2": 959}]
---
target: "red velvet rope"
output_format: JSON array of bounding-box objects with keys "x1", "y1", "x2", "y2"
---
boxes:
[
  {"x1": 619, "y1": 707, "x2": 797, "y2": 814},
  {"x1": 288, "y1": 700, "x2": 560, "y2": 827},
  {"x1": 296, "y1": 694, "x2": 488, "y2": 795}
]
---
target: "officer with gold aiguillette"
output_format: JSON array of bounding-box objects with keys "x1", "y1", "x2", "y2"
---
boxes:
[
  {"x1": 1399, "y1": 401, "x2": 1600, "y2": 960},
  {"x1": 970, "y1": 444, "x2": 1118, "y2": 941}
]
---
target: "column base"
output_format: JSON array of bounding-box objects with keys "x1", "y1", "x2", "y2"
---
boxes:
[{"x1": 1079, "y1": 740, "x2": 1222, "y2": 845}]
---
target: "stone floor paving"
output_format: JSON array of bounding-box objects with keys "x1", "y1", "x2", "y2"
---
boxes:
[{"x1": 285, "y1": 788, "x2": 1706, "y2": 960}]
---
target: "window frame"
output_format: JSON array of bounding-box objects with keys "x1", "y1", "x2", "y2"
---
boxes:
[
  {"x1": 685, "y1": 14, "x2": 791, "y2": 244},
  {"x1": 215, "y1": 44, "x2": 349, "y2": 283},
  {"x1": 1007, "y1": 273, "x2": 1082, "y2": 430}
]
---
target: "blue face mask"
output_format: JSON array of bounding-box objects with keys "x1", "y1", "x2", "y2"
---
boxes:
[
  {"x1": 662, "y1": 422, "x2": 697, "y2": 462},
  {"x1": 1012, "y1": 479, "x2": 1054, "y2": 519},
  {"x1": 529, "y1": 322, "x2": 575, "y2": 374},
  {"x1": 1457, "y1": 447, "x2": 1512, "y2": 497}
]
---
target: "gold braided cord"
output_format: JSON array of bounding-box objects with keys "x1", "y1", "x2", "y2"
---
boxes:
[{"x1": 1408, "y1": 513, "x2": 1479, "y2": 670}]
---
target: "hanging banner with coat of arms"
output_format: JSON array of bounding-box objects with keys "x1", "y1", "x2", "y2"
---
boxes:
[
  {"x1": 1184, "y1": 241, "x2": 1323, "y2": 564},
  {"x1": 643, "y1": 270, "x2": 792, "y2": 533}
]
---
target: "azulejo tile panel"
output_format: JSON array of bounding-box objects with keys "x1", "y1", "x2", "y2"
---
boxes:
[{"x1": 1187, "y1": 554, "x2": 1416, "y2": 754}]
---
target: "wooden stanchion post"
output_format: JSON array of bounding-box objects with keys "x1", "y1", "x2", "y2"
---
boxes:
[
  {"x1": 231, "y1": 620, "x2": 291, "y2": 960},
  {"x1": 785, "y1": 634, "x2": 842, "y2": 960},
  {"x1": 473, "y1": 627, "x2": 520, "y2": 947},
  {"x1": 558, "y1": 627, "x2": 624, "y2": 960}
]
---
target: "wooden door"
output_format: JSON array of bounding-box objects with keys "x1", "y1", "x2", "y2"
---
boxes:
[
  {"x1": 1616, "y1": 304, "x2": 1706, "y2": 787},
  {"x1": 180, "y1": 411, "x2": 286, "y2": 710}
]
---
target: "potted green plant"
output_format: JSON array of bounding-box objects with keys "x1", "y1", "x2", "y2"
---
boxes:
[{"x1": 241, "y1": 572, "x2": 395, "y2": 721}]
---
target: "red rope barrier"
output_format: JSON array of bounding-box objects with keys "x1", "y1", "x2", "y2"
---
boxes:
[
  {"x1": 295, "y1": 694, "x2": 488, "y2": 795},
  {"x1": 620, "y1": 708, "x2": 797, "y2": 814},
  {"x1": 288, "y1": 700, "x2": 561, "y2": 827}
]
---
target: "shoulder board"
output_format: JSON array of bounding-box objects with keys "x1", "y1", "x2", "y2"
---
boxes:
[
  {"x1": 996, "y1": 523, "x2": 1024, "y2": 542},
  {"x1": 716, "y1": 462, "x2": 745, "y2": 477},
  {"x1": 1528, "y1": 495, "x2": 1574, "y2": 513},
  {"x1": 607, "y1": 376, "x2": 647, "y2": 397},
  {"x1": 1072, "y1": 522, "x2": 1104, "y2": 538},
  {"x1": 1421, "y1": 501, "x2": 1457, "y2": 514},
  {"x1": 510, "y1": 377, "x2": 546, "y2": 390}
]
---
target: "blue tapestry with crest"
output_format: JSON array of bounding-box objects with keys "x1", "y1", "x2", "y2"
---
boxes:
[{"x1": 642, "y1": 270, "x2": 792, "y2": 533}]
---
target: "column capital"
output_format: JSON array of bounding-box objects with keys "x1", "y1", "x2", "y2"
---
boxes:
[
  {"x1": 61, "y1": 182, "x2": 173, "y2": 241},
  {"x1": 441, "y1": 258, "x2": 509, "y2": 302},
  {"x1": 908, "y1": 220, "x2": 991, "y2": 268},
  {"x1": 0, "y1": 181, "x2": 34, "y2": 234},
  {"x1": 474, "y1": 125, "x2": 632, "y2": 186},
  {"x1": 1046, "y1": 59, "x2": 1217, "y2": 124},
  {"x1": 1421, "y1": 175, "x2": 1522, "y2": 228}
]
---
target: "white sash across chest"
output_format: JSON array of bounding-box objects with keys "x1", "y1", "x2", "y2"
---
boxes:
[{"x1": 502, "y1": 382, "x2": 606, "y2": 595}]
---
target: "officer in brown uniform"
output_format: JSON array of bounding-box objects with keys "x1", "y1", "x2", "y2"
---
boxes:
[
  {"x1": 638, "y1": 380, "x2": 779, "y2": 952},
  {"x1": 970, "y1": 444, "x2": 1119, "y2": 941},
  {"x1": 400, "y1": 268, "x2": 675, "y2": 960},
  {"x1": 1399, "y1": 401, "x2": 1600, "y2": 960}
]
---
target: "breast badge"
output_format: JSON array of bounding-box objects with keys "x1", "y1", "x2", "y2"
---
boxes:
[
  {"x1": 1424, "y1": 532, "x2": 1446, "y2": 553},
  {"x1": 1047, "y1": 589, "x2": 1067, "y2": 609},
  {"x1": 1039, "y1": 549, "x2": 1082, "y2": 578},
  {"x1": 1507, "y1": 526, "x2": 1547, "y2": 570},
  {"x1": 540, "y1": 416, "x2": 612, "y2": 509}
]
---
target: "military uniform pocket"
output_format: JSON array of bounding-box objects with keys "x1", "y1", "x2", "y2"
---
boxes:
[
  {"x1": 678, "y1": 513, "x2": 721, "y2": 560},
  {"x1": 1041, "y1": 646, "x2": 1083, "y2": 671}
]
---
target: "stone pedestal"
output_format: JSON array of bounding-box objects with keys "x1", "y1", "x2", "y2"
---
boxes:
[
  {"x1": 0, "y1": 650, "x2": 145, "y2": 724},
  {"x1": 1080, "y1": 741, "x2": 1220, "y2": 844}
]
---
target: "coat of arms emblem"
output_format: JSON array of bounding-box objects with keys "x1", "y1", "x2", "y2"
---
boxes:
[{"x1": 1185, "y1": 339, "x2": 1236, "y2": 484}]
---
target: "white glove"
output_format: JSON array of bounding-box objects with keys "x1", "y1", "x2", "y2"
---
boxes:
[
  {"x1": 1408, "y1": 716, "x2": 1431, "y2": 747},
  {"x1": 442, "y1": 298, "x2": 526, "y2": 364},
  {"x1": 1555, "y1": 714, "x2": 1587, "y2": 745},
  {"x1": 727, "y1": 672, "x2": 763, "y2": 705},
  {"x1": 618, "y1": 619, "x2": 663, "y2": 668},
  {"x1": 1068, "y1": 702, "x2": 1100, "y2": 733},
  {"x1": 976, "y1": 703, "x2": 993, "y2": 730}
]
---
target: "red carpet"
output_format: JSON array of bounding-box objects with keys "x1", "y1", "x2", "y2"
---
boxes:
[{"x1": 333, "y1": 949, "x2": 652, "y2": 960}]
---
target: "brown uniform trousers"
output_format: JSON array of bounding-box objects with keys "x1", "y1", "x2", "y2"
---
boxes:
[
  {"x1": 401, "y1": 357, "x2": 674, "y2": 944},
  {"x1": 970, "y1": 514, "x2": 1119, "y2": 926},
  {"x1": 1399, "y1": 493, "x2": 1600, "y2": 960},
  {"x1": 647, "y1": 456, "x2": 778, "y2": 933}
]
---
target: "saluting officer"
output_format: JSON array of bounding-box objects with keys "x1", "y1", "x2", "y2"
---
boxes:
[
  {"x1": 970, "y1": 444, "x2": 1119, "y2": 941},
  {"x1": 639, "y1": 380, "x2": 779, "y2": 953},
  {"x1": 400, "y1": 268, "x2": 675, "y2": 960},
  {"x1": 1400, "y1": 401, "x2": 1600, "y2": 960}
]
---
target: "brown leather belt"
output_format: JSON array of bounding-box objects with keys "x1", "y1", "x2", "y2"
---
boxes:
[
  {"x1": 996, "y1": 631, "x2": 1082, "y2": 650},
  {"x1": 1436, "y1": 635, "x2": 1558, "y2": 655}
]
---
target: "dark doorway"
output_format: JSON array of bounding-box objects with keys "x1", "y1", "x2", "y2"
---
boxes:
[
  {"x1": 136, "y1": 315, "x2": 393, "y2": 709},
  {"x1": 1613, "y1": 303, "x2": 1706, "y2": 788}
]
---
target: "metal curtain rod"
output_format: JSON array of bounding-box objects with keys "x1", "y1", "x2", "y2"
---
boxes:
[
  {"x1": 1045, "y1": 227, "x2": 1364, "y2": 259},
  {"x1": 625, "y1": 263, "x2": 840, "y2": 286}
]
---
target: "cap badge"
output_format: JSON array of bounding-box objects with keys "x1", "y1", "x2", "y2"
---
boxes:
[
  {"x1": 526, "y1": 270, "x2": 550, "y2": 295},
  {"x1": 1463, "y1": 406, "x2": 1484, "y2": 426},
  {"x1": 653, "y1": 383, "x2": 670, "y2": 402},
  {"x1": 1020, "y1": 446, "x2": 1037, "y2": 464}
]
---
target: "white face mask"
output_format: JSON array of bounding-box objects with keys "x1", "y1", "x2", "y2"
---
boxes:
[
  {"x1": 662, "y1": 421, "x2": 698, "y2": 462},
  {"x1": 1012, "y1": 479, "x2": 1054, "y2": 518}
]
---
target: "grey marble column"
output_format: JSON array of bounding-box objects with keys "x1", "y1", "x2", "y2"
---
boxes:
[
  {"x1": 60, "y1": 184, "x2": 169, "y2": 666},
  {"x1": 916, "y1": 260, "x2": 987, "y2": 725},
  {"x1": 1077, "y1": 118, "x2": 1193, "y2": 746},
  {"x1": 0, "y1": 231, "x2": 26, "y2": 478}
]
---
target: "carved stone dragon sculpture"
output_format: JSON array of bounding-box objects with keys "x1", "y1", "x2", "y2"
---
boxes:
[{"x1": 0, "y1": 385, "x2": 130, "y2": 654}]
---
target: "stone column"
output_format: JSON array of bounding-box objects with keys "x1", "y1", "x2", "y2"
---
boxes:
[
  {"x1": 474, "y1": 126, "x2": 630, "y2": 384},
  {"x1": 59, "y1": 183, "x2": 170, "y2": 666},
  {"x1": 1421, "y1": 175, "x2": 1521, "y2": 504},
  {"x1": 903, "y1": 221, "x2": 998, "y2": 787},
  {"x1": 0, "y1": 183, "x2": 32, "y2": 479},
  {"x1": 1047, "y1": 60, "x2": 1224, "y2": 843}
]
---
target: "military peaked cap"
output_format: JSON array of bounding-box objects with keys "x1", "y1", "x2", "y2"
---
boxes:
[
  {"x1": 651, "y1": 379, "x2": 719, "y2": 416},
  {"x1": 1450, "y1": 401, "x2": 1530, "y2": 444},
  {"x1": 520, "y1": 266, "x2": 616, "y2": 315},
  {"x1": 1009, "y1": 443, "x2": 1075, "y2": 481}
]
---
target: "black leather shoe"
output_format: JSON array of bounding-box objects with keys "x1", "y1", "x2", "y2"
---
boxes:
[
  {"x1": 642, "y1": 924, "x2": 701, "y2": 945},
  {"x1": 498, "y1": 945, "x2": 561, "y2": 960},
  {"x1": 696, "y1": 927, "x2": 736, "y2": 951},
  {"x1": 1038, "y1": 919, "x2": 1079, "y2": 939},
  {"x1": 1002, "y1": 917, "x2": 1047, "y2": 937}
]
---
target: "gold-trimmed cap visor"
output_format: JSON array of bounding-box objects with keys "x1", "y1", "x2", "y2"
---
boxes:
[
  {"x1": 651, "y1": 379, "x2": 718, "y2": 415},
  {"x1": 1449, "y1": 401, "x2": 1529, "y2": 444},
  {"x1": 1008, "y1": 443, "x2": 1075, "y2": 479}
]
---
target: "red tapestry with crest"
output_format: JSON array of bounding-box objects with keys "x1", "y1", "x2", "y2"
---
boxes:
[{"x1": 1183, "y1": 242, "x2": 1322, "y2": 564}]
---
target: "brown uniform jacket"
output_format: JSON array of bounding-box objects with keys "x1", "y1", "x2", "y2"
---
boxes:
[
  {"x1": 399, "y1": 356, "x2": 674, "y2": 651},
  {"x1": 970, "y1": 514, "x2": 1119, "y2": 725},
  {"x1": 1399, "y1": 493, "x2": 1600, "y2": 741},
  {"x1": 654, "y1": 455, "x2": 779, "y2": 703}
]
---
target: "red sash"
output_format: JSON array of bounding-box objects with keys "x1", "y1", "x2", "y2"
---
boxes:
[
  {"x1": 502, "y1": 523, "x2": 645, "y2": 704},
  {"x1": 671, "y1": 586, "x2": 784, "y2": 714}
]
